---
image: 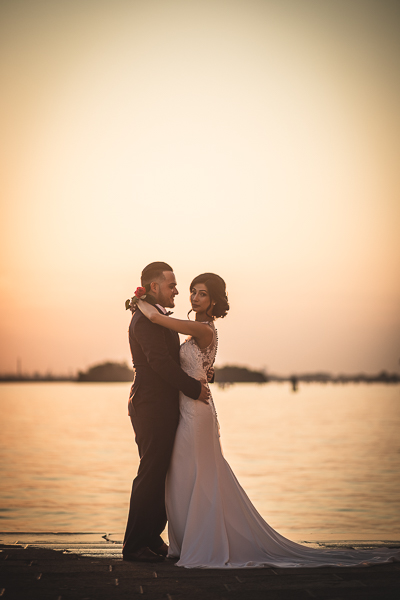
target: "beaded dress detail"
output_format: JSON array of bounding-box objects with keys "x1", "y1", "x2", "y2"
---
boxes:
[
  {"x1": 165, "y1": 323, "x2": 399, "y2": 569},
  {"x1": 178, "y1": 321, "x2": 219, "y2": 429}
]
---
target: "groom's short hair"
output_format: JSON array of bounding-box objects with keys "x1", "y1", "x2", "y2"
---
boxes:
[{"x1": 141, "y1": 261, "x2": 173, "y2": 287}]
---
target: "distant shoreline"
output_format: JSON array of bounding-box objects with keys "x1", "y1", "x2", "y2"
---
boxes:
[{"x1": 1, "y1": 362, "x2": 399, "y2": 386}]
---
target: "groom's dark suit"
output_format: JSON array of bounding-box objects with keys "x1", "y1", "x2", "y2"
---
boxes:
[{"x1": 123, "y1": 301, "x2": 201, "y2": 556}]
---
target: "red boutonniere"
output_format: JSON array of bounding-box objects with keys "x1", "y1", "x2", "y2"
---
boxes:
[{"x1": 125, "y1": 286, "x2": 147, "y2": 311}]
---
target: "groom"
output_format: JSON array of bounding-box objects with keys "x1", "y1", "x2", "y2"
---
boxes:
[{"x1": 123, "y1": 261, "x2": 209, "y2": 562}]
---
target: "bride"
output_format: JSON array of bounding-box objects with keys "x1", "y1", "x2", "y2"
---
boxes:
[{"x1": 137, "y1": 272, "x2": 399, "y2": 569}]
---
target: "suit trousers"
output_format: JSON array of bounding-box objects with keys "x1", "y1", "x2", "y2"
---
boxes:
[{"x1": 123, "y1": 410, "x2": 179, "y2": 554}]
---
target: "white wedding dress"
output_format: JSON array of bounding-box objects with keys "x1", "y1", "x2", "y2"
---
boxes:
[{"x1": 165, "y1": 322, "x2": 399, "y2": 568}]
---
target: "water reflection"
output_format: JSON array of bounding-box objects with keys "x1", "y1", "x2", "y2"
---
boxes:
[{"x1": 0, "y1": 382, "x2": 399, "y2": 536}]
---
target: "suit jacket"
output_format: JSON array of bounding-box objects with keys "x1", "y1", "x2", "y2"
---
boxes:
[{"x1": 128, "y1": 307, "x2": 201, "y2": 419}]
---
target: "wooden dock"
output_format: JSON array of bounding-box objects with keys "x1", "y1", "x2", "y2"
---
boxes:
[{"x1": 1, "y1": 533, "x2": 399, "y2": 599}]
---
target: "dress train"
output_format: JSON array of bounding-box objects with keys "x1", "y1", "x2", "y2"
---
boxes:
[{"x1": 165, "y1": 323, "x2": 399, "y2": 568}]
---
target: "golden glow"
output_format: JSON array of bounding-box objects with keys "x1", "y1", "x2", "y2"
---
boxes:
[
  {"x1": 1, "y1": 0, "x2": 399, "y2": 374},
  {"x1": 1, "y1": 382, "x2": 399, "y2": 532}
]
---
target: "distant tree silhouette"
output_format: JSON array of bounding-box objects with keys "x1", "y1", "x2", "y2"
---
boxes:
[
  {"x1": 77, "y1": 361, "x2": 133, "y2": 382},
  {"x1": 214, "y1": 366, "x2": 268, "y2": 383}
]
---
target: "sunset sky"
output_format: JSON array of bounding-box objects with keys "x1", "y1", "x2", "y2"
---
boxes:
[{"x1": 1, "y1": 0, "x2": 399, "y2": 376}]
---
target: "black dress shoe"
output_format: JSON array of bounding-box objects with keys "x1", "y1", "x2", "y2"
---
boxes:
[
  {"x1": 150, "y1": 542, "x2": 168, "y2": 557},
  {"x1": 123, "y1": 547, "x2": 165, "y2": 563}
]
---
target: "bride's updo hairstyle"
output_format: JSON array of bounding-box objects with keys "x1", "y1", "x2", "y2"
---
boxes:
[{"x1": 190, "y1": 273, "x2": 229, "y2": 319}]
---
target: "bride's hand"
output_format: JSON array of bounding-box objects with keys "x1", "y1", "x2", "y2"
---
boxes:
[
  {"x1": 137, "y1": 299, "x2": 159, "y2": 321},
  {"x1": 206, "y1": 366, "x2": 215, "y2": 383}
]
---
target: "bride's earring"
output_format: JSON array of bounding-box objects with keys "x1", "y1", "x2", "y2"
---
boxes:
[{"x1": 207, "y1": 302, "x2": 216, "y2": 318}]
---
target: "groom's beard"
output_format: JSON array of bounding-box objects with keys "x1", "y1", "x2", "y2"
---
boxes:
[
  {"x1": 145, "y1": 294, "x2": 175, "y2": 309},
  {"x1": 154, "y1": 292, "x2": 176, "y2": 309},
  {"x1": 157, "y1": 298, "x2": 175, "y2": 308},
  {"x1": 163, "y1": 297, "x2": 175, "y2": 308}
]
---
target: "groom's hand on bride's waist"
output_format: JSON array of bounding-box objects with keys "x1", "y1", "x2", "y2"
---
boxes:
[{"x1": 197, "y1": 382, "x2": 210, "y2": 404}]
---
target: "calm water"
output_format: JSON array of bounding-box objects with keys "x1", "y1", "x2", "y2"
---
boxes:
[{"x1": 1, "y1": 382, "x2": 399, "y2": 538}]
